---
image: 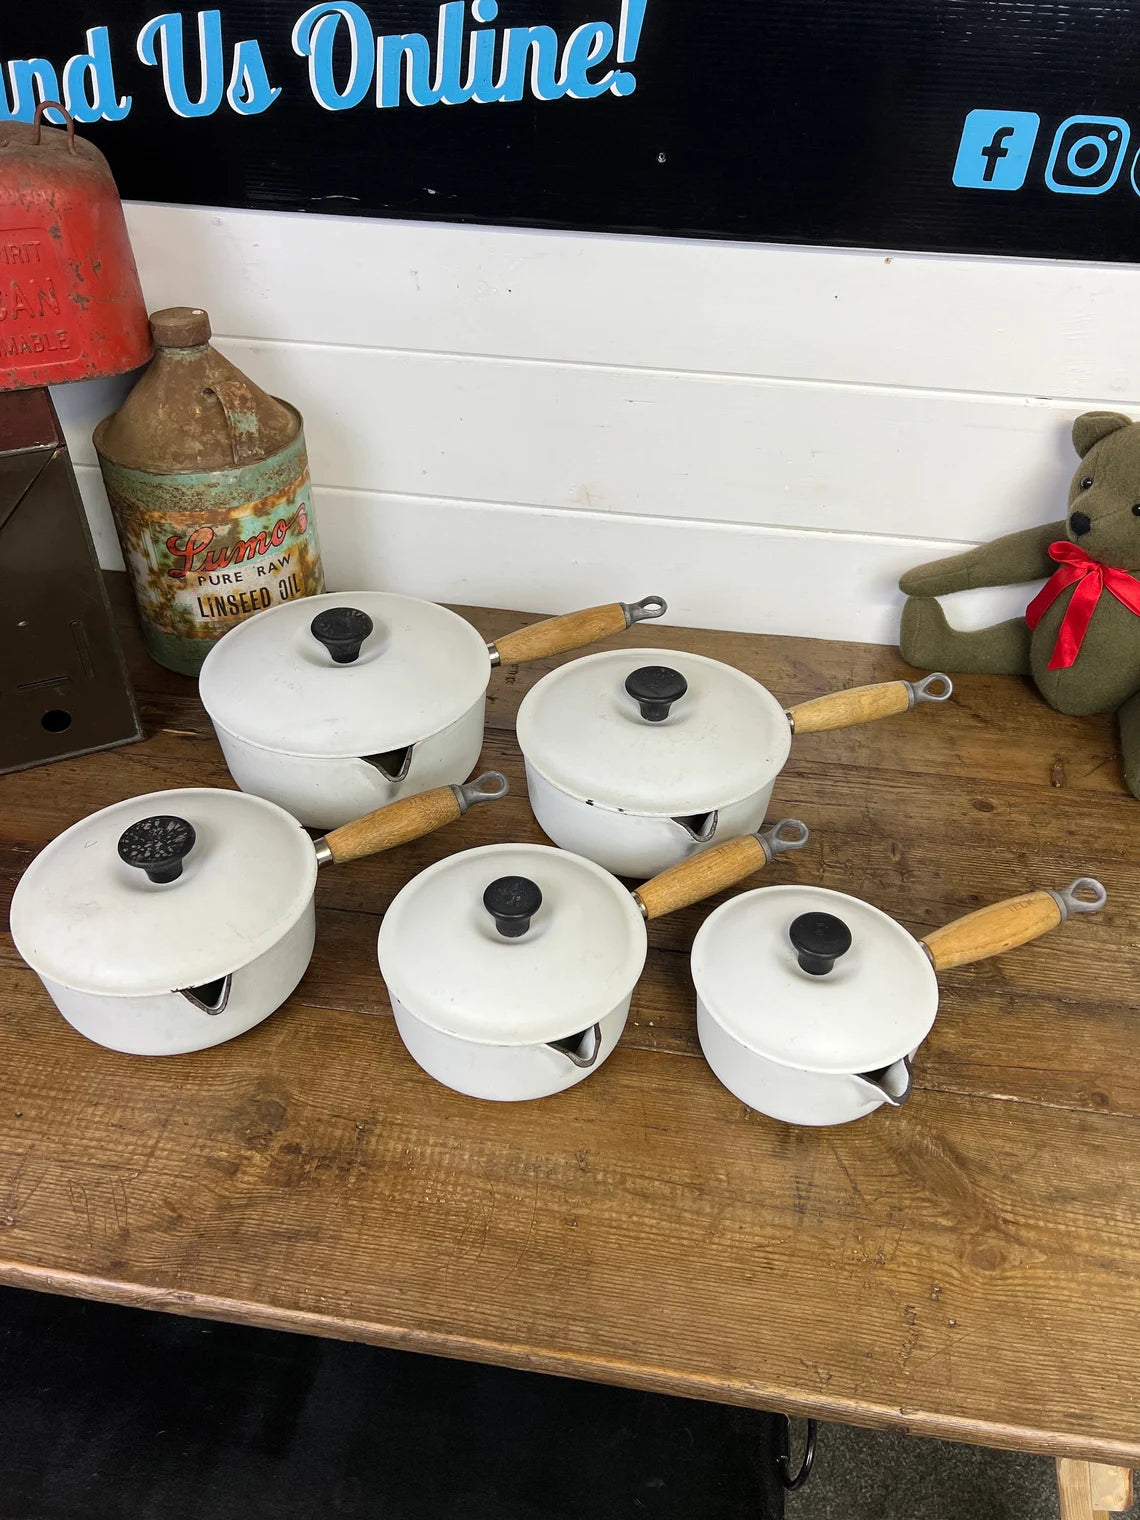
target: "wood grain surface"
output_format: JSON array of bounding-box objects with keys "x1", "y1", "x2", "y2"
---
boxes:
[{"x1": 1, "y1": 580, "x2": 1138, "y2": 1467}]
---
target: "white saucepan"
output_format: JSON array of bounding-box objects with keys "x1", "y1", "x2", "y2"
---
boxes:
[
  {"x1": 516, "y1": 648, "x2": 951, "y2": 877},
  {"x1": 377, "y1": 818, "x2": 809, "y2": 1102},
  {"x1": 10, "y1": 772, "x2": 508, "y2": 1057},
  {"x1": 198, "y1": 590, "x2": 666, "y2": 829},
  {"x1": 692, "y1": 876, "x2": 1106, "y2": 1126}
]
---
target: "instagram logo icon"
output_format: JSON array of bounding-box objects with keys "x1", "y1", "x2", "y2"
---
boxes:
[{"x1": 1045, "y1": 115, "x2": 1131, "y2": 194}]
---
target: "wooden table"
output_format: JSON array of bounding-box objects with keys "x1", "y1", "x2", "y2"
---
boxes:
[{"x1": 1, "y1": 581, "x2": 1137, "y2": 1519}]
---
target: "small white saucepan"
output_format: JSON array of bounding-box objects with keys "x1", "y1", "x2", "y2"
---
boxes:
[
  {"x1": 692, "y1": 876, "x2": 1107, "y2": 1126},
  {"x1": 198, "y1": 590, "x2": 666, "y2": 829},
  {"x1": 516, "y1": 649, "x2": 951, "y2": 878},
  {"x1": 9, "y1": 772, "x2": 508, "y2": 1057},
  {"x1": 378, "y1": 819, "x2": 811, "y2": 1102}
]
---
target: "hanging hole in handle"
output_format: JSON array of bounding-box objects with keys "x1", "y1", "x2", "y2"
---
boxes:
[
  {"x1": 625, "y1": 594, "x2": 668, "y2": 624},
  {"x1": 32, "y1": 101, "x2": 76, "y2": 148},
  {"x1": 458, "y1": 770, "x2": 510, "y2": 806},
  {"x1": 776, "y1": 1416, "x2": 817, "y2": 1491},
  {"x1": 911, "y1": 672, "x2": 953, "y2": 704},
  {"x1": 1058, "y1": 877, "x2": 1108, "y2": 916},
  {"x1": 761, "y1": 818, "x2": 811, "y2": 858},
  {"x1": 40, "y1": 708, "x2": 72, "y2": 732},
  {"x1": 548, "y1": 1023, "x2": 602, "y2": 1069}
]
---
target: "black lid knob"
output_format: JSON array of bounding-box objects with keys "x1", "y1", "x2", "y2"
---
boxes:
[
  {"x1": 789, "y1": 912, "x2": 852, "y2": 977},
  {"x1": 624, "y1": 665, "x2": 688, "y2": 722},
  {"x1": 483, "y1": 876, "x2": 543, "y2": 938},
  {"x1": 118, "y1": 815, "x2": 196, "y2": 885},
  {"x1": 310, "y1": 606, "x2": 374, "y2": 664}
]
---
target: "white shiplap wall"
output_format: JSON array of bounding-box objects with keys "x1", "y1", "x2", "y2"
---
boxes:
[{"x1": 55, "y1": 202, "x2": 1140, "y2": 644}]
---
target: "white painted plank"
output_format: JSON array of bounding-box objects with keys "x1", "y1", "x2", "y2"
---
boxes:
[
  {"x1": 74, "y1": 463, "x2": 1035, "y2": 645},
  {"x1": 124, "y1": 202, "x2": 1140, "y2": 401},
  {"x1": 74, "y1": 465, "x2": 124, "y2": 572},
  {"x1": 311, "y1": 489, "x2": 1038, "y2": 645},
  {"x1": 60, "y1": 340, "x2": 1110, "y2": 546}
]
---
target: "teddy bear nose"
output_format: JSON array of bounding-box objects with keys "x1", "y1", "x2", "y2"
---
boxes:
[{"x1": 1070, "y1": 511, "x2": 1092, "y2": 536}]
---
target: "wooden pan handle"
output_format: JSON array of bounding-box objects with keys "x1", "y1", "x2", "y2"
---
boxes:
[
  {"x1": 489, "y1": 594, "x2": 667, "y2": 667},
  {"x1": 633, "y1": 819, "x2": 809, "y2": 922},
  {"x1": 786, "y1": 673, "x2": 952, "y2": 735},
  {"x1": 319, "y1": 772, "x2": 509, "y2": 866},
  {"x1": 920, "y1": 877, "x2": 1106, "y2": 972}
]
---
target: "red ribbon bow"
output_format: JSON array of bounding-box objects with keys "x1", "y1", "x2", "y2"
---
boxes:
[{"x1": 1025, "y1": 540, "x2": 1140, "y2": 669}]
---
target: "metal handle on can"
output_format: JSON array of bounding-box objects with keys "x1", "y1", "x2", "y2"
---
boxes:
[
  {"x1": 204, "y1": 378, "x2": 265, "y2": 464},
  {"x1": 32, "y1": 101, "x2": 76, "y2": 152}
]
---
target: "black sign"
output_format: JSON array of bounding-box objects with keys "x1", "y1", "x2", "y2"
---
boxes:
[{"x1": 6, "y1": 1, "x2": 1140, "y2": 260}]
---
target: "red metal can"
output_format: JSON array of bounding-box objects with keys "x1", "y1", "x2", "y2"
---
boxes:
[{"x1": 0, "y1": 104, "x2": 151, "y2": 391}]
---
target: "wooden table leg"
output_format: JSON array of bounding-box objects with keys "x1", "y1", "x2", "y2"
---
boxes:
[{"x1": 1057, "y1": 1458, "x2": 1134, "y2": 1520}]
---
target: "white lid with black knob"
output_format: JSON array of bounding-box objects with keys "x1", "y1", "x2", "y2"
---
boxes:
[
  {"x1": 515, "y1": 648, "x2": 792, "y2": 817},
  {"x1": 378, "y1": 842, "x2": 647, "y2": 1045},
  {"x1": 198, "y1": 591, "x2": 491, "y2": 759},
  {"x1": 690, "y1": 884, "x2": 939, "y2": 1074},
  {"x1": 9, "y1": 788, "x2": 317, "y2": 998}
]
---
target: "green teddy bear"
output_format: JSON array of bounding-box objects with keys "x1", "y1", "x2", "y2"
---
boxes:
[{"x1": 899, "y1": 410, "x2": 1140, "y2": 797}]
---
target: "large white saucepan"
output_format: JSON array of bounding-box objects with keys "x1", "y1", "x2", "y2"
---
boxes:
[
  {"x1": 516, "y1": 649, "x2": 951, "y2": 878},
  {"x1": 378, "y1": 819, "x2": 811, "y2": 1103},
  {"x1": 380, "y1": 814, "x2": 808, "y2": 1100},
  {"x1": 692, "y1": 876, "x2": 1107, "y2": 1126},
  {"x1": 198, "y1": 590, "x2": 666, "y2": 829},
  {"x1": 9, "y1": 772, "x2": 508, "y2": 1057}
]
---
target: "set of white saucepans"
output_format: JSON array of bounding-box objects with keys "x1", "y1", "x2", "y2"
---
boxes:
[{"x1": 8, "y1": 586, "x2": 1109, "y2": 1125}]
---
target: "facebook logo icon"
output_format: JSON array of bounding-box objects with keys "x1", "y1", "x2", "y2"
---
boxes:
[{"x1": 953, "y1": 109, "x2": 1041, "y2": 189}]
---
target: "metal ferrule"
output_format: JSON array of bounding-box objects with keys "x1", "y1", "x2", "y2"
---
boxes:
[
  {"x1": 313, "y1": 837, "x2": 334, "y2": 867},
  {"x1": 487, "y1": 644, "x2": 501, "y2": 666}
]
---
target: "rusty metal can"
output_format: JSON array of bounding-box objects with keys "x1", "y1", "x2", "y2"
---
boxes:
[
  {"x1": 94, "y1": 306, "x2": 325, "y2": 675},
  {"x1": 0, "y1": 104, "x2": 151, "y2": 390}
]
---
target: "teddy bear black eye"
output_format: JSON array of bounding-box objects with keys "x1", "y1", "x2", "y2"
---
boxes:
[
  {"x1": 1081, "y1": 476, "x2": 1094, "y2": 490},
  {"x1": 1133, "y1": 505, "x2": 1140, "y2": 517}
]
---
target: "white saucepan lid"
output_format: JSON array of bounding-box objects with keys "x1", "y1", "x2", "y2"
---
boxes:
[
  {"x1": 691, "y1": 884, "x2": 939, "y2": 1075},
  {"x1": 378, "y1": 843, "x2": 647, "y2": 1045},
  {"x1": 515, "y1": 648, "x2": 792, "y2": 817},
  {"x1": 9, "y1": 789, "x2": 317, "y2": 998},
  {"x1": 198, "y1": 591, "x2": 491, "y2": 759}
]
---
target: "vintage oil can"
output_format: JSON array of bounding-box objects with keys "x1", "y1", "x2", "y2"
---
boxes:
[{"x1": 94, "y1": 305, "x2": 324, "y2": 675}]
